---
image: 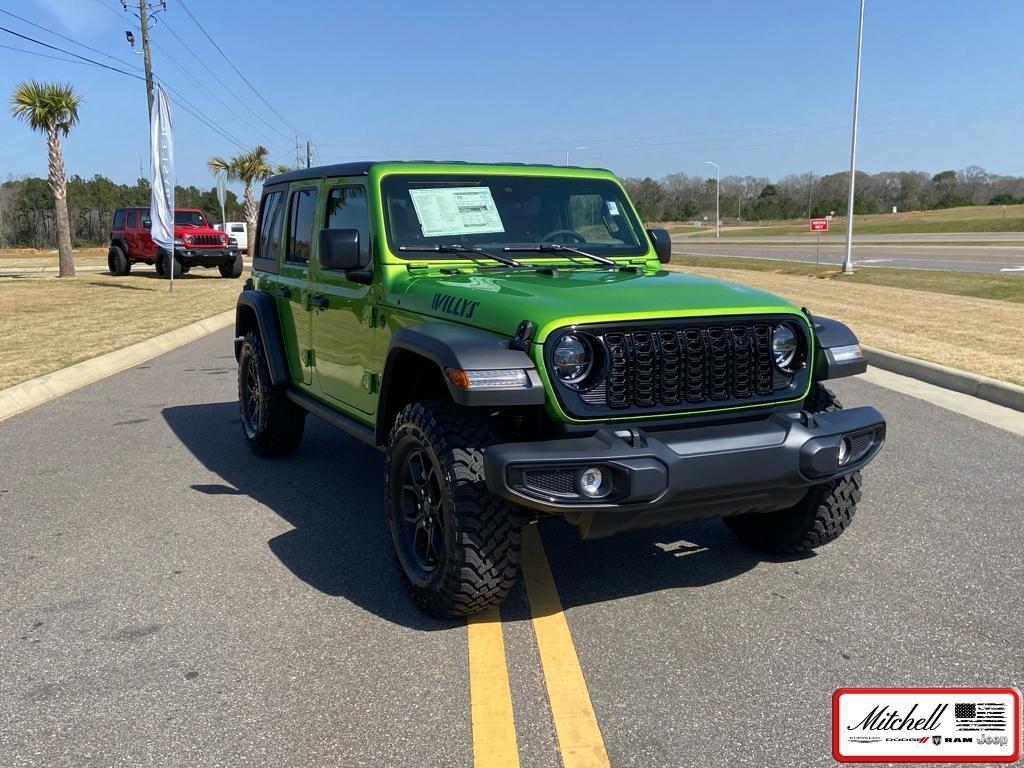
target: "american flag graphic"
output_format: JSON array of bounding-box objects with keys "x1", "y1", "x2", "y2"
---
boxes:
[{"x1": 954, "y1": 702, "x2": 1007, "y2": 731}]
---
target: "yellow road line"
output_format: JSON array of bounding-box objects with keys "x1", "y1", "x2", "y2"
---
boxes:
[
  {"x1": 520, "y1": 525, "x2": 611, "y2": 768},
  {"x1": 467, "y1": 606, "x2": 520, "y2": 768}
]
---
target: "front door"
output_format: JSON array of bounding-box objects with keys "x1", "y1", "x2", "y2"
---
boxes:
[
  {"x1": 311, "y1": 182, "x2": 377, "y2": 416},
  {"x1": 138, "y1": 209, "x2": 158, "y2": 260},
  {"x1": 279, "y1": 184, "x2": 319, "y2": 386}
]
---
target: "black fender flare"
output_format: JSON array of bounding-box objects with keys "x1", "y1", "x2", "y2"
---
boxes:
[
  {"x1": 810, "y1": 315, "x2": 867, "y2": 379},
  {"x1": 377, "y1": 321, "x2": 545, "y2": 442},
  {"x1": 234, "y1": 290, "x2": 290, "y2": 385},
  {"x1": 109, "y1": 237, "x2": 129, "y2": 255}
]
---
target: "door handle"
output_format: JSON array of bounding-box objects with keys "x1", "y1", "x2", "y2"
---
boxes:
[
  {"x1": 275, "y1": 286, "x2": 291, "y2": 299},
  {"x1": 309, "y1": 295, "x2": 329, "y2": 310}
]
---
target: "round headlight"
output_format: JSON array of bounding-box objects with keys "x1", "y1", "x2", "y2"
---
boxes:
[
  {"x1": 771, "y1": 323, "x2": 799, "y2": 371},
  {"x1": 552, "y1": 333, "x2": 592, "y2": 385}
]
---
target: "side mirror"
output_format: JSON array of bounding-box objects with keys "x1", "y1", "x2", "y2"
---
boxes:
[
  {"x1": 319, "y1": 228, "x2": 363, "y2": 271},
  {"x1": 647, "y1": 228, "x2": 672, "y2": 264}
]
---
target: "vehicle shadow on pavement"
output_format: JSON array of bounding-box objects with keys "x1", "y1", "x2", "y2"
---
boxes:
[
  {"x1": 510, "y1": 516, "x2": 770, "y2": 620},
  {"x1": 162, "y1": 400, "x2": 450, "y2": 632},
  {"x1": 163, "y1": 401, "x2": 780, "y2": 628}
]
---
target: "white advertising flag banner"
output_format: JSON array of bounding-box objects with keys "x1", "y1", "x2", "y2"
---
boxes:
[{"x1": 149, "y1": 84, "x2": 175, "y2": 288}]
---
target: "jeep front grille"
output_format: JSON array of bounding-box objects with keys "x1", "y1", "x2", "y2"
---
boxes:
[
  {"x1": 187, "y1": 234, "x2": 223, "y2": 246},
  {"x1": 547, "y1": 317, "x2": 810, "y2": 418}
]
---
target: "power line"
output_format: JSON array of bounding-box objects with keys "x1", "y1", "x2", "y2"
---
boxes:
[
  {"x1": 150, "y1": 38, "x2": 290, "y2": 152},
  {"x1": 159, "y1": 18, "x2": 293, "y2": 144},
  {"x1": 176, "y1": 0, "x2": 307, "y2": 140},
  {"x1": 0, "y1": 6, "x2": 142, "y2": 71},
  {"x1": 0, "y1": 24, "x2": 143, "y2": 77},
  {"x1": 0, "y1": 41, "x2": 102, "y2": 66},
  {"x1": 0, "y1": 24, "x2": 246, "y2": 151}
]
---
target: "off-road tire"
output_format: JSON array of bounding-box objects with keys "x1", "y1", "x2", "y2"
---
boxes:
[
  {"x1": 237, "y1": 330, "x2": 305, "y2": 456},
  {"x1": 723, "y1": 383, "x2": 861, "y2": 554},
  {"x1": 385, "y1": 399, "x2": 522, "y2": 617},
  {"x1": 219, "y1": 253, "x2": 244, "y2": 278},
  {"x1": 156, "y1": 251, "x2": 181, "y2": 279},
  {"x1": 107, "y1": 245, "x2": 130, "y2": 275}
]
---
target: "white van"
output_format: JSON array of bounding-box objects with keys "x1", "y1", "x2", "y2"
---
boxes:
[{"x1": 214, "y1": 221, "x2": 248, "y2": 252}]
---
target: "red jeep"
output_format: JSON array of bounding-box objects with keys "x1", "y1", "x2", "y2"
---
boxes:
[{"x1": 107, "y1": 206, "x2": 243, "y2": 279}]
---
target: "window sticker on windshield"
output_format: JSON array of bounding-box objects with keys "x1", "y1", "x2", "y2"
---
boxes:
[
  {"x1": 606, "y1": 201, "x2": 620, "y2": 216},
  {"x1": 408, "y1": 187, "x2": 505, "y2": 237}
]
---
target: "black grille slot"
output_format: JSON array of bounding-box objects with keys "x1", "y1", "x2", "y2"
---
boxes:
[
  {"x1": 522, "y1": 469, "x2": 576, "y2": 497},
  {"x1": 563, "y1": 318, "x2": 801, "y2": 414}
]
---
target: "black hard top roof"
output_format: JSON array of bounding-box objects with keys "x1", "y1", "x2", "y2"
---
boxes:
[{"x1": 265, "y1": 160, "x2": 604, "y2": 186}]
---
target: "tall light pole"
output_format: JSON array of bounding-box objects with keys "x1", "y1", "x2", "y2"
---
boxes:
[
  {"x1": 566, "y1": 146, "x2": 588, "y2": 166},
  {"x1": 705, "y1": 161, "x2": 720, "y2": 238},
  {"x1": 843, "y1": 0, "x2": 866, "y2": 274}
]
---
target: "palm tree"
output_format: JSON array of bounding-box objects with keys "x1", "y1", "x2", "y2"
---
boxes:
[
  {"x1": 11, "y1": 80, "x2": 81, "y2": 277},
  {"x1": 207, "y1": 145, "x2": 275, "y2": 246}
]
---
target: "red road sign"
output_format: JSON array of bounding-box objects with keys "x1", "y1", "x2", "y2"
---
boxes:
[{"x1": 810, "y1": 218, "x2": 829, "y2": 232}]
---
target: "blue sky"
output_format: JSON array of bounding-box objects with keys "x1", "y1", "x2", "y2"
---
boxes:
[{"x1": 2, "y1": 0, "x2": 1022, "y2": 193}]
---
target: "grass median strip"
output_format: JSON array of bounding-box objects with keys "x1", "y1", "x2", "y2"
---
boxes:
[
  {"x1": 666, "y1": 262, "x2": 1024, "y2": 385},
  {"x1": 520, "y1": 525, "x2": 610, "y2": 768},
  {"x1": 667, "y1": 203, "x2": 1024, "y2": 238},
  {"x1": 0, "y1": 272, "x2": 241, "y2": 389}
]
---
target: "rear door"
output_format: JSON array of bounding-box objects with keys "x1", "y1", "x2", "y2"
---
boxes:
[
  {"x1": 279, "y1": 184, "x2": 320, "y2": 386},
  {"x1": 124, "y1": 210, "x2": 138, "y2": 256},
  {"x1": 310, "y1": 180, "x2": 377, "y2": 415}
]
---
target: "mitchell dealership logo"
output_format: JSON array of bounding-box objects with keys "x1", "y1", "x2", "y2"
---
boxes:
[
  {"x1": 833, "y1": 688, "x2": 1021, "y2": 763},
  {"x1": 846, "y1": 703, "x2": 947, "y2": 732}
]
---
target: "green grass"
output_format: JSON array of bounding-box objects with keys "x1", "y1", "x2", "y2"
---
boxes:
[
  {"x1": 663, "y1": 203, "x2": 1024, "y2": 237},
  {"x1": 671, "y1": 254, "x2": 1024, "y2": 304}
]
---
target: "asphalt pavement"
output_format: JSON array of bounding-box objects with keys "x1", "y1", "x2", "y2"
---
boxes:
[
  {"x1": 675, "y1": 239, "x2": 1024, "y2": 273},
  {"x1": 2, "y1": 329, "x2": 1022, "y2": 767}
]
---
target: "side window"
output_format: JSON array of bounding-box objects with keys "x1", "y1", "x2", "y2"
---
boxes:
[
  {"x1": 257, "y1": 191, "x2": 284, "y2": 260},
  {"x1": 126, "y1": 212, "x2": 137, "y2": 228},
  {"x1": 286, "y1": 188, "x2": 318, "y2": 264},
  {"x1": 231, "y1": 224, "x2": 244, "y2": 233},
  {"x1": 112, "y1": 210, "x2": 125, "y2": 229},
  {"x1": 324, "y1": 185, "x2": 370, "y2": 262},
  {"x1": 141, "y1": 211, "x2": 152, "y2": 229}
]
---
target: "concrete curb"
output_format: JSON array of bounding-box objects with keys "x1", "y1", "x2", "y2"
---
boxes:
[
  {"x1": 0, "y1": 309, "x2": 235, "y2": 423},
  {"x1": 863, "y1": 346, "x2": 1024, "y2": 413}
]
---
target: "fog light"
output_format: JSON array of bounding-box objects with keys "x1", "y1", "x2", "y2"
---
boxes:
[
  {"x1": 837, "y1": 438, "x2": 851, "y2": 466},
  {"x1": 578, "y1": 467, "x2": 605, "y2": 498}
]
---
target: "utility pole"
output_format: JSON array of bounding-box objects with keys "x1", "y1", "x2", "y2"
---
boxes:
[
  {"x1": 843, "y1": 0, "x2": 866, "y2": 274},
  {"x1": 138, "y1": 0, "x2": 155, "y2": 115},
  {"x1": 123, "y1": 1, "x2": 164, "y2": 120},
  {"x1": 295, "y1": 137, "x2": 302, "y2": 170},
  {"x1": 306, "y1": 139, "x2": 312, "y2": 169}
]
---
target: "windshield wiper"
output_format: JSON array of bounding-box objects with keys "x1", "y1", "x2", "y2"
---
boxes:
[
  {"x1": 399, "y1": 244, "x2": 521, "y2": 268},
  {"x1": 503, "y1": 243, "x2": 617, "y2": 267}
]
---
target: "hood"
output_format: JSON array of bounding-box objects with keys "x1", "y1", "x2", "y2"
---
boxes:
[{"x1": 392, "y1": 266, "x2": 802, "y2": 340}]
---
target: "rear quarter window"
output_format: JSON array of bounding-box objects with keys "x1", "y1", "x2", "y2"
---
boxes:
[
  {"x1": 112, "y1": 210, "x2": 125, "y2": 229},
  {"x1": 253, "y1": 190, "x2": 285, "y2": 273}
]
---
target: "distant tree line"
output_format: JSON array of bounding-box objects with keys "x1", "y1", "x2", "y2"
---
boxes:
[
  {"x1": 621, "y1": 166, "x2": 1024, "y2": 223},
  {"x1": 0, "y1": 173, "x2": 244, "y2": 248}
]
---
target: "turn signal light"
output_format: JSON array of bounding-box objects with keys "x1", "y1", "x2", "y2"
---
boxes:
[{"x1": 445, "y1": 367, "x2": 529, "y2": 389}]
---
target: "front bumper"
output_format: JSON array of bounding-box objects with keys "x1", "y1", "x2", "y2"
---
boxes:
[
  {"x1": 484, "y1": 406, "x2": 885, "y2": 537},
  {"x1": 174, "y1": 246, "x2": 239, "y2": 267}
]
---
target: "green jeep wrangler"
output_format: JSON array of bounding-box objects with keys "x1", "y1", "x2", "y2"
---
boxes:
[{"x1": 234, "y1": 162, "x2": 885, "y2": 617}]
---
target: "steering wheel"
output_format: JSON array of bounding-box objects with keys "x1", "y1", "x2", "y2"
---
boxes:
[{"x1": 540, "y1": 229, "x2": 587, "y2": 244}]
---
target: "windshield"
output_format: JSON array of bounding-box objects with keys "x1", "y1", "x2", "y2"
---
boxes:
[
  {"x1": 174, "y1": 210, "x2": 209, "y2": 227},
  {"x1": 381, "y1": 174, "x2": 648, "y2": 259}
]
